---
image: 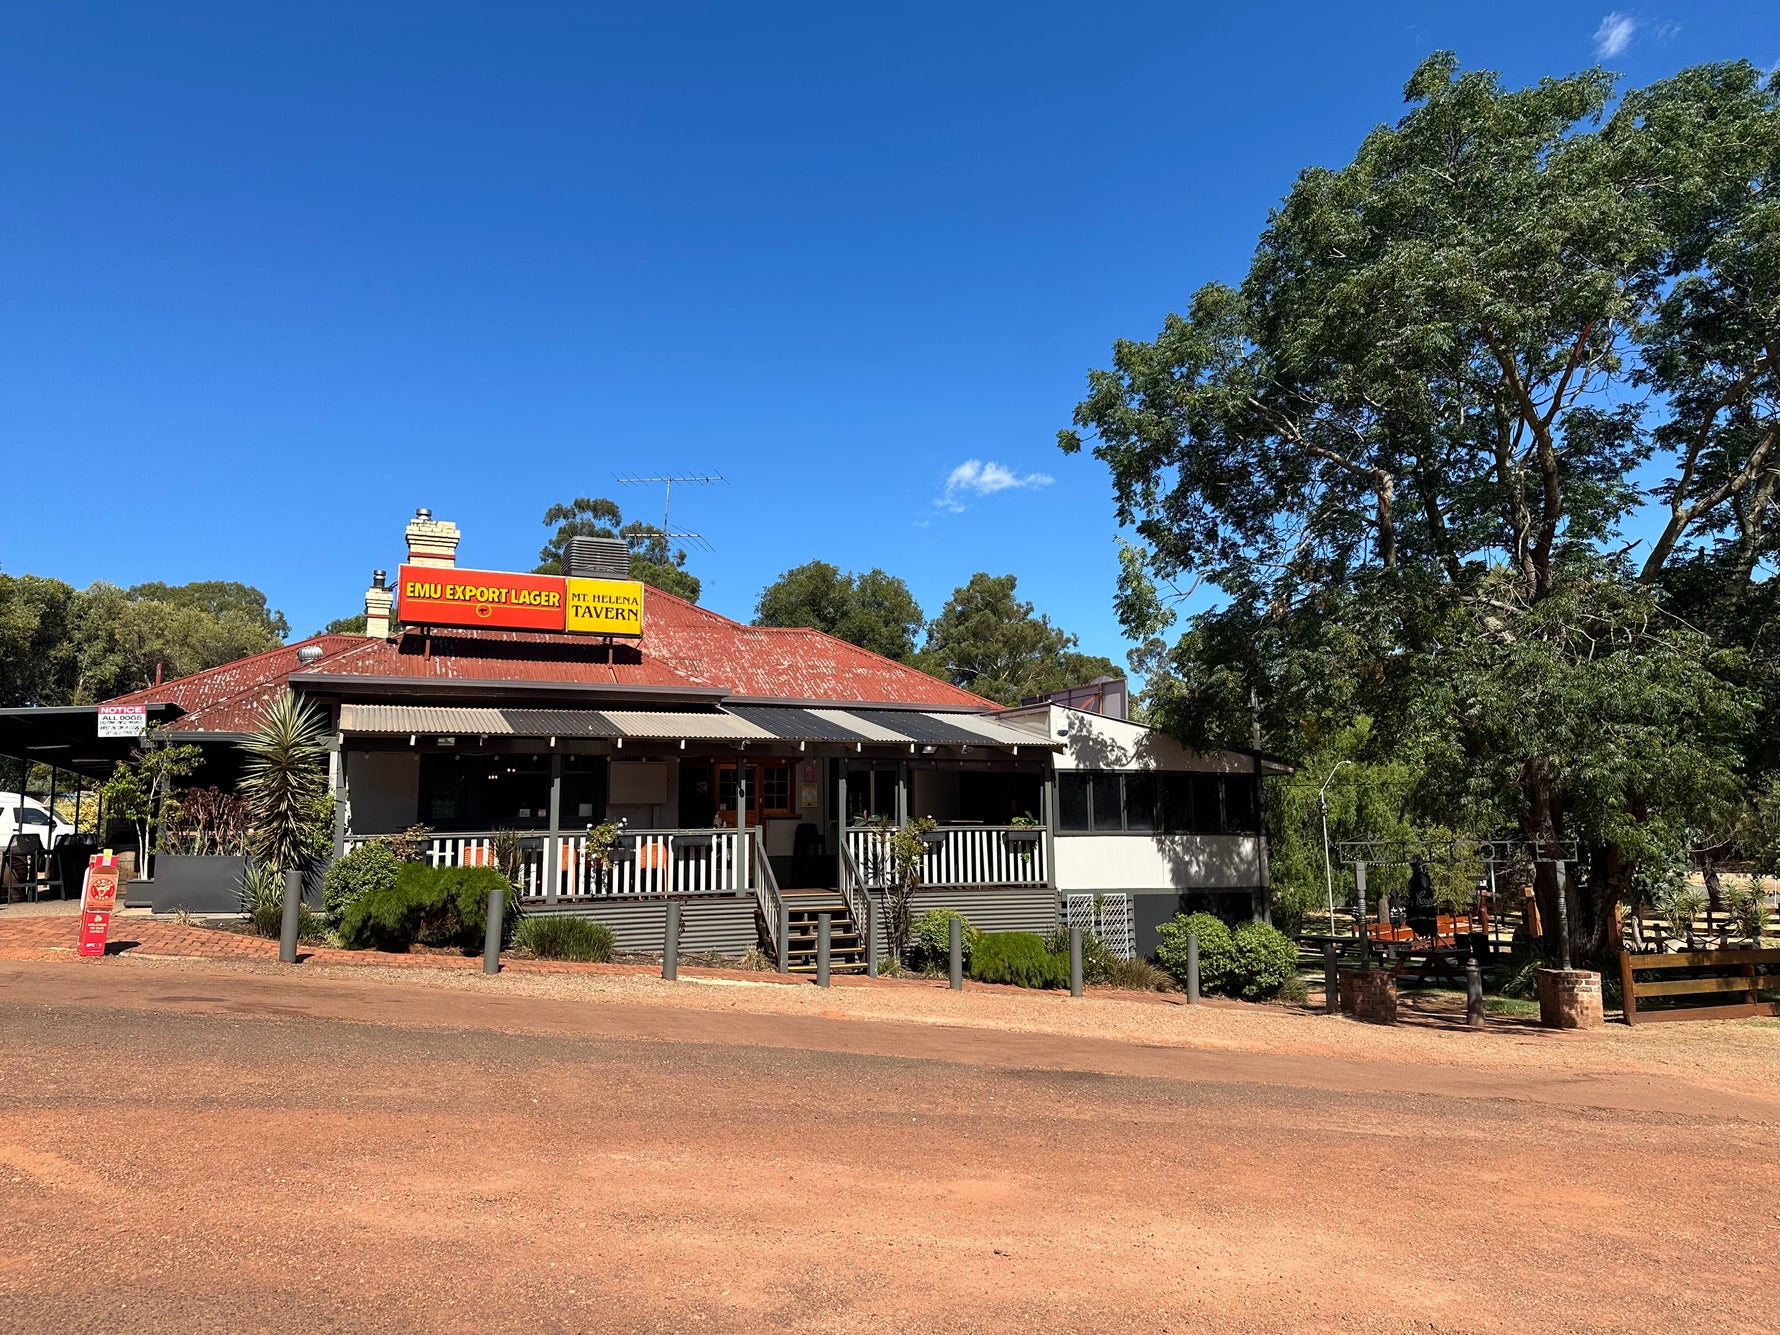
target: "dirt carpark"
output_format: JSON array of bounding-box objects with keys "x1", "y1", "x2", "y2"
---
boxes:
[{"x1": 1, "y1": 940, "x2": 1776, "y2": 1334}]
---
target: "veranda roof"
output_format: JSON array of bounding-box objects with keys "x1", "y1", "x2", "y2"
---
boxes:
[{"x1": 336, "y1": 702, "x2": 1057, "y2": 749}]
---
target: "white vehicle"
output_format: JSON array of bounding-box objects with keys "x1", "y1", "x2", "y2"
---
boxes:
[{"x1": 0, "y1": 793, "x2": 72, "y2": 850}]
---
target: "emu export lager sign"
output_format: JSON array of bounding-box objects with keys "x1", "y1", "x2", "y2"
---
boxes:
[{"x1": 397, "y1": 564, "x2": 644, "y2": 637}]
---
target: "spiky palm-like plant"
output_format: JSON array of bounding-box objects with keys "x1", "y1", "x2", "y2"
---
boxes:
[{"x1": 240, "y1": 691, "x2": 329, "y2": 875}]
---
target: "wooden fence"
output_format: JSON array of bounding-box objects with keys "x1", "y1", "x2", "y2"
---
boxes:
[{"x1": 1618, "y1": 948, "x2": 1780, "y2": 1025}]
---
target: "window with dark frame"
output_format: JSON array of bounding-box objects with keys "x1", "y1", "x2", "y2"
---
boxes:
[{"x1": 1055, "y1": 769, "x2": 1262, "y2": 836}]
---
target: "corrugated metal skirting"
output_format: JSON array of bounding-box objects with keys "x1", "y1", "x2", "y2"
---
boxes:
[
  {"x1": 866, "y1": 886, "x2": 1059, "y2": 955},
  {"x1": 526, "y1": 896, "x2": 759, "y2": 955}
]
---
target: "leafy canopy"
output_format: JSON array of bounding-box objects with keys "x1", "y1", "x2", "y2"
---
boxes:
[
  {"x1": 533, "y1": 497, "x2": 700, "y2": 603},
  {"x1": 916, "y1": 573, "x2": 1122, "y2": 706},
  {"x1": 753, "y1": 561, "x2": 925, "y2": 661}
]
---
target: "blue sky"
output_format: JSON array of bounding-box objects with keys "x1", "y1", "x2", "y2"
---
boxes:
[{"x1": 2, "y1": 3, "x2": 1775, "y2": 660}]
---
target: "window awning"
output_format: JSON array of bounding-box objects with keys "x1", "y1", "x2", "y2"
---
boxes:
[{"x1": 337, "y1": 702, "x2": 1056, "y2": 749}]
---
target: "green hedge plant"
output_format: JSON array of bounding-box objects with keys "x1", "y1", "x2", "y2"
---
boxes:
[
  {"x1": 515, "y1": 915, "x2": 615, "y2": 963},
  {"x1": 1229, "y1": 920, "x2": 1300, "y2": 1000},
  {"x1": 338, "y1": 863, "x2": 516, "y2": 952},
  {"x1": 910, "y1": 909, "x2": 978, "y2": 973},
  {"x1": 321, "y1": 841, "x2": 403, "y2": 928},
  {"x1": 967, "y1": 931, "x2": 1069, "y2": 989},
  {"x1": 1155, "y1": 912, "x2": 1235, "y2": 992}
]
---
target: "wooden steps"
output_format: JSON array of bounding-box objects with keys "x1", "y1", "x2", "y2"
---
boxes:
[{"x1": 769, "y1": 889, "x2": 869, "y2": 973}]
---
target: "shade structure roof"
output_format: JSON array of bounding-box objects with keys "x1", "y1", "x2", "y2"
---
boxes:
[{"x1": 337, "y1": 702, "x2": 1057, "y2": 750}]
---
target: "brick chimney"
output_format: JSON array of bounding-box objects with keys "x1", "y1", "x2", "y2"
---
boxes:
[
  {"x1": 364, "y1": 569, "x2": 393, "y2": 639},
  {"x1": 404, "y1": 507, "x2": 460, "y2": 568}
]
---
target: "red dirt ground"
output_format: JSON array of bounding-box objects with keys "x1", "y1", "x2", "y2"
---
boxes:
[{"x1": 1, "y1": 925, "x2": 1776, "y2": 1333}]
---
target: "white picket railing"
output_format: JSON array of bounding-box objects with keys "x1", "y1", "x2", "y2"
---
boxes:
[
  {"x1": 345, "y1": 829, "x2": 744, "y2": 900},
  {"x1": 844, "y1": 824, "x2": 1047, "y2": 890}
]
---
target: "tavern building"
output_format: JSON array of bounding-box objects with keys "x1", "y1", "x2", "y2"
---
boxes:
[{"x1": 9, "y1": 510, "x2": 1287, "y2": 962}]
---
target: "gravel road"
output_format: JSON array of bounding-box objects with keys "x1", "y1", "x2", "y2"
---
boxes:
[{"x1": 1, "y1": 957, "x2": 1775, "y2": 1333}]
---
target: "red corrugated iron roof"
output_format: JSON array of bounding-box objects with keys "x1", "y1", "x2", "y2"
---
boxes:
[{"x1": 106, "y1": 588, "x2": 991, "y2": 733}]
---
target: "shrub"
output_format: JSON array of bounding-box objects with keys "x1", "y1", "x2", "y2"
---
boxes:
[
  {"x1": 1275, "y1": 973, "x2": 1311, "y2": 1006},
  {"x1": 911, "y1": 909, "x2": 978, "y2": 972},
  {"x1": 1044, "y1": 926, "x2": 1119, "y2": 984},
  {"x1": 514, "y1": 915, "x2": 614, "y2": 962},
  {"x1": 1101, "y1": 955, "x2": 1171, "y2": 992},
  {"x1": 1229, "y1": 920, "x2": 1300, "y2": 1000},
  {"x1": 968, "y1": 931, "x2": 1069, "y2": 989},
  {"x1": 238, "y1": 862, "x2": 323, "y2": 943},
  {"x1": 321, "y1": 841, "x2": 402, "y2": 927},
  {"x1": 1155, "y1": 913, "x2": 1235, "y2": 992},
  {"x1": 338, "y1": 863, "x2": 516, "y2": 952}
]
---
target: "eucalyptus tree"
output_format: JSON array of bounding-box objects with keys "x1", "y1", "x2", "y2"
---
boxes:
[{"x1": 1062, "y1": 54, "x2": 1779, "y2": 956}]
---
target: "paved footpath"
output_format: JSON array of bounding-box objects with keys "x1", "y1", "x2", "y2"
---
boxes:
[{"x1": 1, "y1": 917, "x2": 1777, "y2": 1333}]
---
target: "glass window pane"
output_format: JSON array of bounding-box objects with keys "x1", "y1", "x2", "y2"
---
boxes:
[
  {"x1": 1124, "y1": 774, "x2": 1155, "y2": 831},
  {"x1": 1223, "y1": 776, "x2": 1259, "y2": 833},
  {"x1": 1192, "y1": 775, "x2": 1223, "y2": 833},
  {"x1": 1091, "y1": 774, "x2": 1123, "y2": 831},
  {"x1": 1058, "y1": 774, "x2": 1091, "y2": 831},
  {"x1": 1160, "y1": 775, "x2": 1193, "y2": 833}
]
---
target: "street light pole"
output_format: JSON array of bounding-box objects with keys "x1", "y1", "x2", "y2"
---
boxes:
[{"x1": 1319, "y1": 760, "x2": 1352, "y2": 935}]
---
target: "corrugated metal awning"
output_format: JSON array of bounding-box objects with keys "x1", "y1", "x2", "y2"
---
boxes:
[{"x1": 337, "y1": 701, "x2": 1056, "y2": 748}]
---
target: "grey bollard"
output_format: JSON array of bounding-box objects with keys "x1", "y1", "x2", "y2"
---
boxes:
[
  {"x1": 663, "y1": 898, "x2": 681, "y2": 980},
  {"x1": 1069, "y1": 926, "x2": 1083, "y2": 998},
  {"x1": 777, "y1": 901, "x2": 789, "y2": 974},
  {"x1": 1466, "y1": 955, "x2": 1484, "y2": 1029},
  {"x1": 1324, "y1": 941, "x2": 1339, "y2": 1015},
  {"x1": 817, "y1": 912, "x2": 831, "y2": 988},
  {"x1": 1185, "y1": 932, "x2": 1200, "y2": 1003},
  {"x1": 279, "y1": 868, "x2": 302, "y2": 964},
  {"x1": 865, "y1": 896, "x2": 878, "y2": 978},
  {"x1": 949, "y1": 915, "x2": 963, "y2": 991},
  {"x1": 482, "y1": 878, "x2": 503, "y2": 975}
]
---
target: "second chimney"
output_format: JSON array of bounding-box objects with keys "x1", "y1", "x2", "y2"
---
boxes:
[{"x1": 405, "y1": 507, "x2": 461, "y2": 568}]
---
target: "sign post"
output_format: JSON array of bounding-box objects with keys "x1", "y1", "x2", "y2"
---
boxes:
[{"x1": 77, "y1": 851, "x2": 121, "y2": 958}]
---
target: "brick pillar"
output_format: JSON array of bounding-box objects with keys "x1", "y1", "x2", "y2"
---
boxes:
[
  {"x1": 1338, "y1": 967, "x2": 1398, "y2": 1025},
  {"x1": 1535, "y1": 968, "x2": 1603, "y2": 1029}
]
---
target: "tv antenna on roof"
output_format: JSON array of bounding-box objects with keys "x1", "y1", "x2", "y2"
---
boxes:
[{"x1": 614, "y1": 473, "x2": 725, "y2": 553}]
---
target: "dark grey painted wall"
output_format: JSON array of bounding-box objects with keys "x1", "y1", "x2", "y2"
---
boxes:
[{"x1": 1125, "y1": 887, "x2": 1264, "y2": 959}]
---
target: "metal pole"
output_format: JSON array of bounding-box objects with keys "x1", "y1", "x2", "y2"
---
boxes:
[
  {"x1": 776, "y1": 901, "x2": 789, "y2": 974},
  {"x1": 1554, "y1": 859, "x2": 1572, "y2": 972},
  {"x1": 1355, "y1": 863, "x2": 1369, "y2": 969},
  {"x1": 279, "y1": 869, "x2": 301, "y2": 964},
  {"x1": 1069, "y1": 925, "x2": 1083, "y2": 997},
  {"x1": 1320, "y1": 795, "x2": 1336, "y2": 935},
  {"x1": 663, "y1": 898, "x2": 681, "y2": 980},
  {"x1": 1185, "y1": 933, "x2": 1200, "y2": 1003},
  {"x1": 482, "y1": 877, "x2": 503, "y2": 974},
  {"x1": 1466, "y1": 954, "x2": 1484, "y2": 1029},
  {"x1": 948, "y1": 914, "x2": 963, "y2": 991},
  {"x1": 817, "y1": 912, "x2": 831, "y2": 988},
  {"x1": 865, "y1": 894, "x2": 878, "y2": 977},
  {"x1": 735, "y1": 762, "x2": 749, "y2": 893},
  {"x1": 1324, "y1": 941, "x2": 1338, "y2": 1015}
]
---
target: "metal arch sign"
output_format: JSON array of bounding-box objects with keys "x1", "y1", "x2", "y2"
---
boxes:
[{"x1": 396, "y1": 564, "x2": 645, "y2": 637}]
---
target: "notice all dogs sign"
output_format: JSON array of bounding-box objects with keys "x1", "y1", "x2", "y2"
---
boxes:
[{"x1": 97, "y1": 705, "x2": 147, "y2": 738}]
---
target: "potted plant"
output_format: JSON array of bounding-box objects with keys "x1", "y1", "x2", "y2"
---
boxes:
[
  {"x1": 149, "y1": 783, "x2": 255, "y2": 914},
  {"x1": 1003, "y1": 813, "x2": 1042, "y2": 844},
  {"x1": 918, "y1": 821, "x2": 947, "y2": 848}
]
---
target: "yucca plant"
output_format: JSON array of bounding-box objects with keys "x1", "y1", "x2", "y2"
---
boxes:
[{"x1": 240, "y1": 691, "x2": 330, "y2": 877}]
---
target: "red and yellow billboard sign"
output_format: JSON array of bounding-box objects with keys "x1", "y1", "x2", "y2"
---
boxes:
[
  {"x1": 396, "y1": 564, "x2": 645, "y2": 636},
  {"x1": 397, "y1": 565, "x2": 567, "y2": 632}
]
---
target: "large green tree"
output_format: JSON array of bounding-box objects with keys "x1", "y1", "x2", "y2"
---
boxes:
[
  {"x1": 753, "y1": 561, "x2": 925, "y2": 661},
  {"x1": 533, "y1": 497, "x2": 701, "y2": 603},
  {"x1": 1062, "y1": 54, "x2": 1778, "y2": 959},
  {"x1": 916, "y1": 573, "x2": 1121, "y2": 706},
  {"x1": 0, "y1": 569, "x2": 289, "y2": 706}
]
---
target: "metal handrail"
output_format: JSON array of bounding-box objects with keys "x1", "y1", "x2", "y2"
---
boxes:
[
  {"x1": 751, "y1": 828, "x2": 784, "y2": 960},
  {"x1": 836, "y1": 841, "x2": 873, "y2": 964}
]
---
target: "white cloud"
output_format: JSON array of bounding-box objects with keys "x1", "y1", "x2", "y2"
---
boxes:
[
  {"x1": 935, "y1": 458, "x2": 1054, "y2": 512},
  {"x1": 1593, "y1": 12, "x2": 1638, "y2": 58}
]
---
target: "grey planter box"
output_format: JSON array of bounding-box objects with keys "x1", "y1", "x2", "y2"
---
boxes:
[
  {"x1": 148, "y1": 855, "x2": 251, "y2": 914},
  {"x1": 1002, "y1": 828, "x2": 1042, "y2": 845}
]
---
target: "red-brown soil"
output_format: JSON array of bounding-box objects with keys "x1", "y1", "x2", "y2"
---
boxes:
[{"x1": 1, "y1": 948, "x2": 1776, "y2": 1333}]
